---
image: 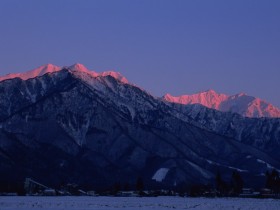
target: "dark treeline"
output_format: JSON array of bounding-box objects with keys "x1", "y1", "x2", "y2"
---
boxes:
[
  {"x1": 266, "y1": 169, "x2": 280, "y2": 194},
  {"x1": 1, "y1": 170, "x2": 280, "y2": 197},
  {"x1": 215, "y1": 170, "x2": 244, "y2": 196}
]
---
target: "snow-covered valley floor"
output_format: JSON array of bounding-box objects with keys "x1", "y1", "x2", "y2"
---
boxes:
[{"x1": 0, "y1": 196, "x2": 279, "y2": 210}]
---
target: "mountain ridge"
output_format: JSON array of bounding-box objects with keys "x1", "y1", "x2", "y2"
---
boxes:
[
  {"x1": 163, "y1": 90, "x2": 280, "y2": 118},
  {"x1": 0, "y1": 63, "x2": 129, "y2": 84},
  {"x1": 1, "y1": 63, "x2": 278, "y2": 118}
]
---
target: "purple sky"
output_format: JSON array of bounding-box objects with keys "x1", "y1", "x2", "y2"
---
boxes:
[{"x1": 0, "y1": 0, "x2": 279, "y2": 107}]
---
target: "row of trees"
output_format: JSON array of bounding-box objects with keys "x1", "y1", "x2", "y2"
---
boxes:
[
  {"x1": 266, "y1": 169, "x2": 280, "y2": 194},
  {"x1": 216, "y1": 170, "x2": 243, "y2": 196},
  {"x1": 110, "y1": 177, "x2": 144, "y2": 195},
  {"x1": 109, "y1": 169, "x2": 280, "y2": 196},
  {"x1": 216, "y1": 169, "x2": 280, "y2": 196}
]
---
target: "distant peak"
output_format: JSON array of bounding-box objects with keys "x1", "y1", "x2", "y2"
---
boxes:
[
  {"x1": 164, "y1": 93, "x2": 172, "y2": 98},
  {"x1": 99, "y1": 71, "x2": 129, "y2": 83},
  {"x1": 198, "y1": 89, "x2": 220, "y2": 95},
  {"x1": 34, "y1": 63, "x2": 60, "y2": 70},
  {"x1": 204, "y1": 89, "x2": 216, "y2": 93},
  {"x1": 236, "y1": 92, "x2": 247, "y2": 97},
  {"x1": 68, "y1": 63, "x2": 89, "y2": 72},
  {"x1": 44, "y1": 63, "x2": 58, "y2": 68},
  {"x1": 163, "y1": 90, "x2": 223, "y2": 100},
  {"x1": 208, "y1": 89, "x2": 218, "y2": 94},
  {"x1": 163, "y1": 93, "x2": 174, "y2": 100},
  {"x1": 163, "y1": 89, "x2": 280, "y2": 118},
  {"x1": 0, "y1": 64, "x2": 61, "y2": 82},
  {"x1": 35, "y1": 63, "x2": 61, "y2": 73},
  {"x1": 163, "y1": 89, "x2": 229, "y2": 109}
]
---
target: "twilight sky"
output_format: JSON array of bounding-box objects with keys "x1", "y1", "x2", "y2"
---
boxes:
[{"x1": 0, "y1": 0, "x2": 279, "y2": 107}]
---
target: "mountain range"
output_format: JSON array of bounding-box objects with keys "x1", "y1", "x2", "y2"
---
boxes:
[
  {"x1": 0, "y1": 64, "x2": 279, "y2": 192},
  {"x1": 163, "y1": 90, "x2": 280, "y2": 118}
]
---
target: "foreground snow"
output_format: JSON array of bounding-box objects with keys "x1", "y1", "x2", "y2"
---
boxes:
[{"x1": 0, "y1": 196, "x2": 279, "y2": 210}]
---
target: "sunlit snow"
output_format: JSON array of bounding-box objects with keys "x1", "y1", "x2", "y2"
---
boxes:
[{"x1": 163, "y1": 90, "x2": 280, "y2": 118}]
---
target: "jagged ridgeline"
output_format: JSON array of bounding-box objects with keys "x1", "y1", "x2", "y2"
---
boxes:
[{"x1": 0, "y1": 64, "x2": 279, "y2": 192}]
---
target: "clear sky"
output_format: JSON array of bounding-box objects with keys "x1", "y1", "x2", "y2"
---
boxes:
[{"x1": 0, "y1": 0, "x2": 279, "y2": 107}]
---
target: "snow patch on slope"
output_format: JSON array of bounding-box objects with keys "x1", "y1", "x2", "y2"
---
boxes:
[
  {"x1": 152, "y1": 168, "x2": 169, "y2": 182},
  {"x1": 206, "y1": 160, "x2": 248, "y2": 173},
  {"x1": 257, "y1": 159, "x2": 280, "y2": 173},
  {"x1": 187, "y1": 161, "x2": 212, "y2": 178}
]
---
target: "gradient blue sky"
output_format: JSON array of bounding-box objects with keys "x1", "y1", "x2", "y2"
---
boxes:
[{"x1": 0, "y1": 0, "x2": 279, "y2": 107}]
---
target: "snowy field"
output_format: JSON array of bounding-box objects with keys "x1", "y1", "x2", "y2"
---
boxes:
[{"x1": 0, "y1": 196, "x2": 279, "y2": 210}]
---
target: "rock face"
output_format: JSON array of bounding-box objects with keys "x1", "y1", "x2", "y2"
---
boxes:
[
  {"x1": 0, "y1": 65, "x2": 279, "y2": 191},
  {"x1": 163, "y1": 102, "x2": 280, "y2": 162},
  {"x1": 163, "y1": 90, "x2": 280, "y2": 118}
]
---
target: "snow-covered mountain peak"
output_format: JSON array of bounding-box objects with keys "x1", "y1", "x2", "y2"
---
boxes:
[
  {"x1": 237, "y1": 92, "x2": 246, "y2": 97},
  {"x1": 198, "y1": 89, "x2": 227, "y2": 97},
  {"x1": 33, "y1": 63, "x2": 61, "y2": 76},
  {"x1": 99, "y1": 71, "x2": 129, "y2": 84},
  {"x1": 163, "y1": 93, "x2": 173, "y2": 100},
  {"x1": 163, "y1": 90, "x2": 228, "y2": 109},
  {"x1": 199, "y1": 89, "x2": 218, "y2": 94},
  {"x1": 66, "y1": 64, "x2": 129, "y2": 84},
  {"x1": 163, "y1": 90, "x2": 280, "y2": 118},
  {"x1": 0, "y1": 64, "x2": 61, "y2": 82},
  {"x1": 68, "y1": 63, "x2": 89, "y2": 72},
  {"x1": 0, "y1": 63, "x2": 130, "y2": 85},
  {"x1": 66, "y1": 64, "x2": 128, "y2": 83},
  {"x1": 66, "y1": 63, "x2": 99, "y2": 78}
]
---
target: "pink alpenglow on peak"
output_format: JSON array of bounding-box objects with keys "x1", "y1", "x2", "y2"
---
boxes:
[
  {"x1": 163, "y1": 90, "x2": 280, "y2": 118},
  {"x1": 68, "y1": 63, "x2": 92, "y2": 74},
  {"x1": 0, "y1": 64, "x2": 61, "y2": 81},
  {"x1": 99, "y1": 71, "x2": 129, "y2": 84},
  {"x1": 0, "y1": 63, "x2": 129, "y2": 84},
  {"x1": 67, "y1": 63, "x2": 99, "y2": 77},
  {"x1": 67, "y1": 64, "x2": 129, "y2": 83},
  {"x1": 164, "y1": 90, "x2": 228, "y2": 109}
]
